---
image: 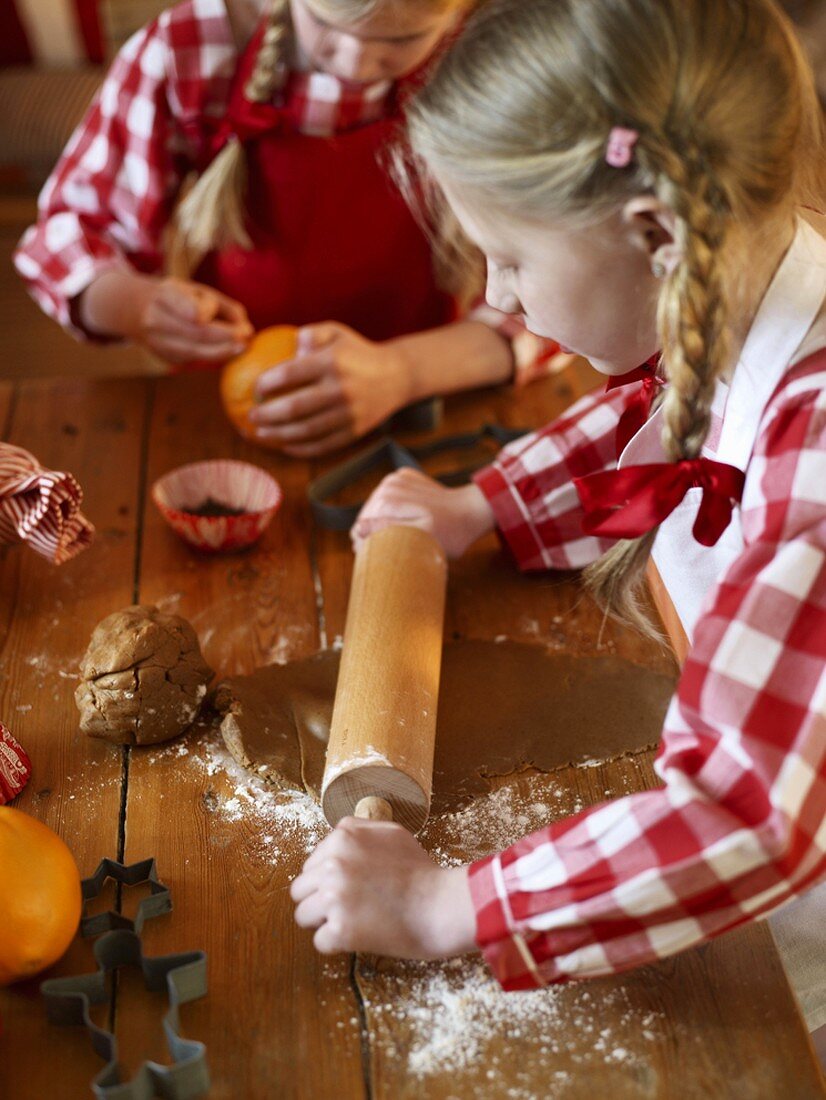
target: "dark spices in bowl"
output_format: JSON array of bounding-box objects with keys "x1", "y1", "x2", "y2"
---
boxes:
[{"x1": 184, "y1": 497, "x2": 247, "y2": 518}]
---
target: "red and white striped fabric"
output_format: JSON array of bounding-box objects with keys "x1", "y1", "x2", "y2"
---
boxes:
[
  {"x1": 12, "y1": 0, "x2": 557, "y2": 382},
  {"x1": 0, "y1": 443, "x2": 94, "y2": 564},
  {"x1": 468, "y1": 347, "x2": 826, "y2": 991},
  {"x1": 0, "y1": 0, "x2": 104, "y2": 66}
]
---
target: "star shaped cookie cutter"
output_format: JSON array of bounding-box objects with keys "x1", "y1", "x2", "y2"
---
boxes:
[
  {"x1": 40, "y1": 859, "x2": 209, "y2": 1100},
  {"x1": 81, "y1": 857, "x2": 173, "y2": 937},
  {"x1": 308, "y1": 422, "x2": 527, "y2": 530}
]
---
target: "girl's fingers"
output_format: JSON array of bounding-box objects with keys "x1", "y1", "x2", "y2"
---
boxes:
[
  {"x1": 295, "y1": 830, "x2": 344, "y2": 877},
  {"x1": 206, "y1": 288, "x2": 252, "y2": 328},
  {"x1": 280, "y1": 428, "x2": 356, "y2": 458},
  {"x1": 293, "y1": 891, "x2": 330, "y2": 929},
  {"x1": 352, "y1": 512, "x2": 429, "y2": 545},
  {"x1": 250, "y1": 379, "x2": 342, "y2": 426},
  {"x1": 149, "y1": 306, "x2": 248, "y2": 348},
  {"x1": 290, "y1": 868, "x2": 320, "y2": 906},
  {"x1": 298, "y1": 321, "x2": 346, "y2": 353},
  {"x1": 356, "y1": 489, "x2": 426, "y2": 525},
  {"x1": 155, "y1": 281, "x2": 209, "y2": 322},
  {"x1": 156, "y1": 282, "x2": 251, "y2": 335},
  {"x1": 314, "y1": 918, "x2": 346, "y2": 955},
  {"x1": 255, "y1": 347, "x2": 334, "y2": 398},
  {"x1": 148, "y1": 333, "x2": 247, "y2": 363},
  {"x1": 255, "y1": 406, "x2": 351, "y2": 447},
  {"x1": 289, "y1": 877, "x2": 316, "y2": 908}
]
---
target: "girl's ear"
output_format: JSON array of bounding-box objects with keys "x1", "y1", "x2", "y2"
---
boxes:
[{"x1": 622, "y1": 197, "x2": 682, "y2": 275}]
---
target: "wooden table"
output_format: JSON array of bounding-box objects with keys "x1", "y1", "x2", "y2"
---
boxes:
[{"x1": 1, "y1": 365, "x2": 823, "y2": 1100}]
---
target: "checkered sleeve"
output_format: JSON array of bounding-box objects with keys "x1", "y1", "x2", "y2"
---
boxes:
[
  {"x1": 468, "y1": 360, "x2": 826, "y2": 991},
  {"x1": 472, "y1": 383, "x2": 630, "y2": 571},
  {"x1": 466, "y1": 302, "x2": 572, "y2": 387},
  {"x1": 12, "y1": 0, "x2": 234, "y2": 339}
]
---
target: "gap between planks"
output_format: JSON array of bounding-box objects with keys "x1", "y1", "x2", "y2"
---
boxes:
[{"x1": 109, "y1": 377, "x2": 156, "y2": 1041}]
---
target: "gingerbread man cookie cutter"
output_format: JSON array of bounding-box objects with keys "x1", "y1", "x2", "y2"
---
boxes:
[{"x1": 41, "y1": 859, "x2": 209, "y2": 1100}]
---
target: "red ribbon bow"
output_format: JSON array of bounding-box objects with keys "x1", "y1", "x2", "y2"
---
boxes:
[
  {"x1": 212, "y1": 98, "x2": 283, "y2": 154},
  {"x1": 209, "y1": 18, "x2": 284, "y2": 158},
  {"x1": 574, "y1": 457, "x2": 745, "y2": 546},
  {"x1": 606, "y1": 356, "x2": 665, "y2": 453}
]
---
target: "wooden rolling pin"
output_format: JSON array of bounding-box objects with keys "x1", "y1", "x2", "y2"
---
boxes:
[{"x1": 321, "y1": 525, "x2": 448, "y2": 832}]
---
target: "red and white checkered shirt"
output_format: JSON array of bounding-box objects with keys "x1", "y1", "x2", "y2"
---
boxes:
[
  {"x1": 470, "y1": 349, "x2": 826, "y2": 991},
  {"x1": 13, "y1": 0, "x2": 557, "y2": 380}
]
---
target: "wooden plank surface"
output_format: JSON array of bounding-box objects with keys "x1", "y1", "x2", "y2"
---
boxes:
[
  {"x1": 1, "y1": 369, "x2": 822, "y2": 1099},
  {"x1": 0, "y1": 381, "x2": 13, "y2": 435},
  {"x1": 117, "y1": 373, "x2": 367, "y2": 1098},
  {"x1": 0, "y1": 377, "x2": 150, "y2": 1098}
]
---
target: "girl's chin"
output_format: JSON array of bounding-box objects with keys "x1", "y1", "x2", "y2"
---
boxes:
[{"x1": 588, "y1": 358, "x2": 639, "y2": 376}]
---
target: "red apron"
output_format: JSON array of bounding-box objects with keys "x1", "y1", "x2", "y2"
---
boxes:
[{"x1": 194, "y1": 24, "x2": 455, "y2": 345}]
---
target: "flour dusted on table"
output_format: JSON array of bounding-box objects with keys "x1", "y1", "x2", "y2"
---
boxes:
[
  {"x1": 148, "y1": 727, "x2": 329, "y2": 864},
  {"x1": 357, "y1": 955, "x2": 664, "y2": 1092}
]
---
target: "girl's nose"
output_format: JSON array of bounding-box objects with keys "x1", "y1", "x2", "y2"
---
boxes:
[{"x1": 485, "y1": 278, "x2": 521, "y2": 316}]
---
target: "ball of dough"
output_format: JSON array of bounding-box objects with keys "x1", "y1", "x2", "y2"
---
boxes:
[{"x1": 75, "y1": 605, "x2": 213, "y2": 745}]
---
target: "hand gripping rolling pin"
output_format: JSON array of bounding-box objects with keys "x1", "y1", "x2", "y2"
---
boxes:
[{"x1": 321, "y1": 525, "x2": 448, "y2": 831}]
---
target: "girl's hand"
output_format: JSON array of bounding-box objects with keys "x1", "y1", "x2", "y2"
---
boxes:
[
  {"x1": 130, "y1": 277, "x2": 253, "y2": 363},
  {"x1": 249, "y1": 322, "x2": 410, "y2": 457},
  {"x1": 79, "y1": 271, "x2": 253, "y2": 363},
  {"x1": 351, "y1": 468, "x2": 496, "y2": 559},
  {"x1": 291, "y1": 817, "x2": 477, "y2": 959}
]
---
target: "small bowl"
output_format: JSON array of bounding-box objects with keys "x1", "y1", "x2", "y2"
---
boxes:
[{"x1": 151, "y1": 460, "x2": 283, "y2": 553}]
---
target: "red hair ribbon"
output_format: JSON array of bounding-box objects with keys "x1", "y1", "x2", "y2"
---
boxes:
[
  {"x1": 606, "y1": 356, "x2": 665, "y2": 453},
  {"x1": 211, "y1": 98, "x2": 283, "y2": 156},
  {"x1": 209, "y1": 17, "x2": 283, "y2": 157},
  {"x1": 574, "y1": 457, "x2": 745, "y2": 546}
]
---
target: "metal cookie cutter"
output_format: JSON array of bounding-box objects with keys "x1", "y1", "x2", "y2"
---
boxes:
[
  {"x1": 81, "y1": 858, "x2": 172, "y2": 938},
  {"x1": 308, "y1": 422, "x2": 527, "y2": 530},
  {"x1": 41, "y1": 859, "x2": 209, "y2": 1100}
]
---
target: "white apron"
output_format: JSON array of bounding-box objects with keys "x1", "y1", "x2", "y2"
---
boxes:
[{"x1": 618, "y1": 217, "x2": 826, "y2": 1032}]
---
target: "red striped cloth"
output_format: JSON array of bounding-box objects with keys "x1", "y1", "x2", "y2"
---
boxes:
[{"x1": 0, "y1": 444, "x2": 94, "y2": 564}]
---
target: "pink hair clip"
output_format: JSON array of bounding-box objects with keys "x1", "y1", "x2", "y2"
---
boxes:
[{"x1": 605, "y1": 126, "x2": 639, "y2": 168}]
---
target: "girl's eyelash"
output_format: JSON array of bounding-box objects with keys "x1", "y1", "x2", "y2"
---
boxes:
[{"x1": 308, "y1": 8, "x2": 424, "y2": 45}]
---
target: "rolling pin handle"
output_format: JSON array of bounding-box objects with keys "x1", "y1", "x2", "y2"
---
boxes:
[{"x1": 354, "y1": 796, "x2": 394, "y2": 821}]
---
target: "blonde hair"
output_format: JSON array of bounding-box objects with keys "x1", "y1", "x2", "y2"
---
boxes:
[
  {"x1": 176, "y1": 0, "x2": 466, "y2": 266},
  {"x1": 405, "y1": 0, "x2": 825, "y2": 632}
]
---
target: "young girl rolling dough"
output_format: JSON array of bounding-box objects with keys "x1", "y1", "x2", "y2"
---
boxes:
[
  {"x1": 291, "y1": 0, "x2": 826, "y2": 1056},
  {"x1": 14, "y1": 0, "x2": 556, "y2": 457}
]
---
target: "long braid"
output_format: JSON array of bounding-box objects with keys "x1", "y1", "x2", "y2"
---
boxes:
[
  {"x1": 176, "y1": 0, "x2": 290, "y2": 264},
  {"x1": 584, "y1": 146, "x2": 731, "y2": 633},
  {"x1": 244, "y1": 0, "x2": 289, "y2": 103},
  {"x1": 656, "y1": 153, "x2": 729, "y2": 463}
]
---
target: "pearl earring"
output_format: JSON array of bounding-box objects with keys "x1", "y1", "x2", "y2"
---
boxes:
[{"x1": 651, "y1": 261, "x2": 666, "y2": 278}]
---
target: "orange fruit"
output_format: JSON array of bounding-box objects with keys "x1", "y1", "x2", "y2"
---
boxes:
[
  {"x1": 220, "y1": 325, "x2": 298, "y2": 445},
  {"x1": 0, "y1": 806, "x2": 82, "y2": 985}
]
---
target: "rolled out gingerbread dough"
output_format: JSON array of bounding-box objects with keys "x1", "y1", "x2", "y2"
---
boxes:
[{"x1": 214, "y1": 641, "x2": 675, "y2": 815}]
